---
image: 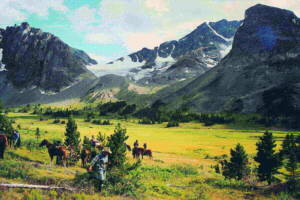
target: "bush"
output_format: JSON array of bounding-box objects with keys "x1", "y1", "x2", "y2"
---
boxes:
[
  {"x1": 138, "y1": 118, "x2": 154, "y2": 124},
  {"x1": 53, "y1": 119, "x2": 60, "y2": 124},
  {"x1": 166, "y1": 121, "x2": 179, "y2": 128}
]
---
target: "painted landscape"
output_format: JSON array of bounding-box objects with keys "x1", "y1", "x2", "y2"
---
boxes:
[{"x1": 0, "y1": 1, "x2": 299, "y2": 200}]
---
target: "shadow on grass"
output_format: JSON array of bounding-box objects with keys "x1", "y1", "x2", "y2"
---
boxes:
[{"x1": 7, "y1": 151, "x2": 44, "y2": 164}]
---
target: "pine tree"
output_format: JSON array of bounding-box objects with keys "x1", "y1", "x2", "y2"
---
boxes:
[
  {"x1": 254, "y1": 131, "x2": 281, "y2": 185},
  {"x1": 222, "y1": 143, "x2": 250, "y2": 180},
  {"x1": 64, "y1": 116, "x2": 81, "y2": 154},
  {"x1": 0, "y1": 114, "x2": 14, "y2": 137},
  {"x1": 107, "y1": 123, "x2": 128, "y2": 169},
  {"x1": 281, "y1": 134, "x2": 299, "y2": 191},
  {"x1": 35, "y1": 128, "x2": 40, "y2": 141}
]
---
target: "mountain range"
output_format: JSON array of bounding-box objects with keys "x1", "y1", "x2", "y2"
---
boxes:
[
  {"x1": 0, "y1": 4, "x2": 299, "y2": 115},
  {"x1": 102, "y1": 19, "x2": 241, "y2": 85}
]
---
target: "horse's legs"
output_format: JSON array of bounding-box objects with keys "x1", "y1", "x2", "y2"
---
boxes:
[
  {"x1": 50, "y1": 155, "x2": 54, "y2": 166},
  {"x1": 0, "y1": 149, "x2": 4, "y2": 159}
]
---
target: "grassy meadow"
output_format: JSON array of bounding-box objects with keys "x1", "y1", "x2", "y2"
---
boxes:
[{"x1": 0, "y1": 111, "x2": 299, "y2": 200}]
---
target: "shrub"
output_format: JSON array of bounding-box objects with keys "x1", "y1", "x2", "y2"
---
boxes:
[
  {"x1": 53, "y1": 119, "x2": 60, "y2": 124},
  {"x1": 166, "y1": 121, "x2": 179, "y2": 128},
  {"x1": 138, "y1": 118, "x2": 154, "y2": 124}
]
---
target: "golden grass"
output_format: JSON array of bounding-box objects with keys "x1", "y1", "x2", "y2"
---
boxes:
[{"x1": 3, "y1": 112, "x2": 298, "y2": 200}]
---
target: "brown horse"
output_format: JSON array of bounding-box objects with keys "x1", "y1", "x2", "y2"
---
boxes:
[
  {"x1": 0, "y1": 134, "x2": 8, "y2": 159},
  {"x1": 143, "y1": 149, "x2": 153, "y2": 159},
  {"x1": 80, "y1": 148, "x2": 92, "y2": 168},
  {"x1": 132, "y1": 147, "x2": 144, "y2": 159},
  {"x1": 39, "y1": 139, "x2": 69, "y2": 167}
]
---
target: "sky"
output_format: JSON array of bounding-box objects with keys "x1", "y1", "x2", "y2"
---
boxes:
[{"x1": 0, "y1": 0, "x2": 299, "y2": 64}]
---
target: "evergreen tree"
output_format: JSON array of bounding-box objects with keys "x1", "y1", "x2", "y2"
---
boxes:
[
  {"x1": 97, "y1": 132, "x2": 107, "y2": 147},
  {"x1": 0, "y1": 114, "x2": 14, "y2": 137},
  {"x1": 221, "y1": 143, "x2": 250, "y2": 180},
  {"x1": 64, "y1": 116, "x2": 81, "y2": 153},
  {"x1": 35, "y1": 128, "x2": 40, "y2": 141},
  {"x1": 107, "y1": 124, "x2": 128, "y2": 169},
  {"x1": 254, "y1": 131, "x2": 281, "y2": 185},
  {"x1": 281, "y1": 134, "x2": 299, "y2": 191}
]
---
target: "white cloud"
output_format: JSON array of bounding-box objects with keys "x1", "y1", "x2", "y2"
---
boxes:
[
  {"x1": 85, "y1": 33, "x2": 115, "y2": 45},
  {"x1": 68, "y1": 5, "x2": 97, "y2": 32},
  {"x1": 0, "y1": 0, "x2": 67, "y2": 27}
]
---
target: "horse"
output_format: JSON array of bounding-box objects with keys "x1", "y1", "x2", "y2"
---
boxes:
[
  {"x1": 39, "y1": 139, "x2": 69, "y2": 167},
  {"x1": 143, "y1": 149, "x2": 153, "y2": 159},
  {"x1": 0, "y1": 135, "x2": 8, "y2": 159},
  {"x1": 80, "y1": 148, "x2": 92, "y2": 168},
  {"x1": 132, "y1": 147, "x2": 144, "y2": 159}
]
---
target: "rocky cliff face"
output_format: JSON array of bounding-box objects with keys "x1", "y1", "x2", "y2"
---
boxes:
[
  {"x1": 0, "y1": 22, "x2": 98, "y2": 106},
  {"x1": 162, "y1": 4, "x2": 300, "y2": 113},
  {"x1": 98, "y1": 19, "x2": 242, "y2": 85},
  {"x1": 0, "y1": 22, "x2": 97, "y2": 92}
]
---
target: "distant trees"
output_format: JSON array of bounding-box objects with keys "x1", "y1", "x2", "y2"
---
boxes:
[
  {"x1": 254, "y1": 131, "x2": 281, "y2": 185},
  {"x1": 221, "y1": 143, "x2": 250, "y2": 180}
]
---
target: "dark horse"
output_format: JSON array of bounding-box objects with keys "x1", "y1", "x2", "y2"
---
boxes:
[
  {"x1": 132, "y1": 147, "x2": 144, "y2": 159},
  {"x1": 39, "y1": 139, "x2": 69, "y2": 167},
  {"x1": 0, "y1": 134, "x2": 8, "y2": 159},
  {"x1": 143, "y1": 149, "x2": 153, "y2": 159},
  {"x1": 80, "y1": 148, "x2": 92, "y2": 168}
]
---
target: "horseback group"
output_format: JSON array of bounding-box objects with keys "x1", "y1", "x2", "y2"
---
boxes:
[
  {"x1": 0, "y1": 130, "x2": 21, "y2": 159},
  {"x1": 132, "y1": 140, "x2": 153, "y2": 159}
]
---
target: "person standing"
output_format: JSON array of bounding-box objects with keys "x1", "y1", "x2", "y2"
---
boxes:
[
  {"x1": 12, "y1": 130, "x2": 20, "y2": 147},
  {"x1": 88, "y1": 147, "x2": 111, "y2": 192}
]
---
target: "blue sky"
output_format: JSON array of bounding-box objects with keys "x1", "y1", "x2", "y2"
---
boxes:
[{"x1": 0, "y1": 0, "x2": 299, "y2": 64}]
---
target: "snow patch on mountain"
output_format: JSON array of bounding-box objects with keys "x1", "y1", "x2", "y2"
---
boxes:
[
  {"x1": 206, "y1": 22, "x2": 231, "y2": 42},
  {"x1": 88, "y1": 56, "x2": 146, "y2": 77},
  {"x1": 219, "y1": 41, "x2": 233, "y2": 58}
]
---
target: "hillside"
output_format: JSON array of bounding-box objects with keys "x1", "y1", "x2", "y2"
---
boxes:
[{"x1": 161, "y1": 4, "x2": 300, "y2": 113}]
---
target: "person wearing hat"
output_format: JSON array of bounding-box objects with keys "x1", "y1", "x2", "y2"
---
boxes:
[{"x1": 88, "y1": 147, "x2": 111, "y2": 192}]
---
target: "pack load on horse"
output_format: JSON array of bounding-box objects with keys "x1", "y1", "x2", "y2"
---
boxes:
[
  {"x1": 0, "y1": 133, "x2": 8, "y2": 159},
  {"x1": 88, "y1": 147, "x2": 111, "y2": 192},
  {"x1": 39, "y1": 139, "x2": 69, "y2": 167}
]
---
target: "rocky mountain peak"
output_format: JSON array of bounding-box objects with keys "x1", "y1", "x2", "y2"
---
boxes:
[
  {"x1": 0, "y1": 22, "x2": 97, "y2": 92},
  {"x1": 231, "y1": 4, "x2": 300, "y2": 61}
]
